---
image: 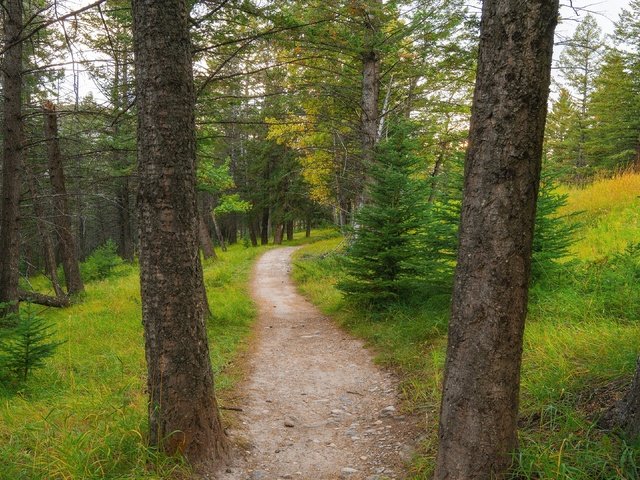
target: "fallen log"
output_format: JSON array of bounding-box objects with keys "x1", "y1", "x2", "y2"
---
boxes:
[{"x1": 18, "y1": 289, "x2": 70, "y2": 308}]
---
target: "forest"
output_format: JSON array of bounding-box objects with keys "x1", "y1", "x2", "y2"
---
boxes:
[{"x1": 0, "y1": 0, "x2": 639, "y2": 479}]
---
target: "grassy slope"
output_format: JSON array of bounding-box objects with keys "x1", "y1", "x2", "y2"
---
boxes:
[
  {"x1": 292, "y1": 172, "x2": 640, "y2": 479},
  {"x1": 0, "y1": 243, "x2": 269, "y2": 479}
]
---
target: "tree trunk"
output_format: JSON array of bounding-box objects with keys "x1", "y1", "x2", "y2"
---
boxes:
[
  {"x1": 44, "y1": 102, "x2": 84, "y2": 295},
  {"x1": 305, "y1": 217, "x2": 311, "y2": 238},
  {"x1": 286, "y1": 220, "x2": 294, "y2": 241},
  {"x1": 434, "y1": 2, "x2": 558, "y2": 479},
  {"x1": 248, "y1": 215, "x2": 259, "y2": 247},
  {"x1": 25, "y1": 162, "x2": 65, "y2": 298},
  {"x1": 359, "y1": 0, "x2": 382, "y2": 207},
  {"x1": 260, "y1": 207, "x2": 269, "y2": 245},
  {"x1": 211, "y1": 211, "x2": 227, "y2": 252},
  {"x1": 199, "y1": 213, "x2": 217, "y2": 260},
  {"x1": 18, "y1": 289, "x2": 69, "y2": 308},
  {"x1": 132, "y1": 0, "x2": 227, "y2": 467},
  {"x1": 273, "y1": 223, "x2": 284, "y2": 245},
  {"x1": 0, "y1": 0, "x2": 24, "y2": 315}
]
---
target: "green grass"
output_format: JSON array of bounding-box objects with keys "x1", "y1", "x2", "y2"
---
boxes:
[
  {"x1": 0, "y1": 235, "x2": 302, "y2": 480},
  {"x1": 292, "y1": 173, "x2": 640, "y2": 479}
]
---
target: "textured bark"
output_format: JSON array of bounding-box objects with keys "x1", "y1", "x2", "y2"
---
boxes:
[
  {"x1": 18, "y1": 289, "x2": 70, "y2": 308},
  {"x1": 434, "y1": 1, "x2": 558, "y2": 479},
  {"x1": 273, "y1": 223, "x2": 284, "y2": 245},
  {"x1": 248, "y1": 216, "x2": 259, "y2": 247},
  {"x1": 358, "y1": 0, "x2": 382, "y2": 207},
  {"x1": 0, "y1": 0, "x2": 24, "y2": 315},
  {"x1": 198, "y1": 213, "x2": 217, "y2": 260},
  {"x1": 211, "y1": 211, "x2": 227, "y2": 252},
  {"x1": 133, "y1": 0, "x2": 227, "y2": 467},
  {"x1": 25, "y1": 162, "x2": 65, "y2": 298},
  {"x1": 44, "y1": 102, "x2": 84, "y2": 295}
]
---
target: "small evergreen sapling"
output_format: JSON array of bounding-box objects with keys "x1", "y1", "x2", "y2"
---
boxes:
[
  {"x1": 339, "y1": 121, "x2": 430, "y2": 305},
  {"x1": 0, "y1": 304, "x2": 62, "y2": 381}
]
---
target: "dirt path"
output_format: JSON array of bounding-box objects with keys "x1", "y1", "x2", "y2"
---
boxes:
[{"x1": 217, "y1": 247, "x2": 419, "y2": 480}]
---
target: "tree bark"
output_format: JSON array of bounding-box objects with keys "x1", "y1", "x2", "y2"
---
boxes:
[
  {"x1": 18, "y1": 289, "x2": 70, "y2": 308},
  {"x1": 211, "y1": 211, "x2": 227, "y2": 252},
  {"x1": 44, "y1": 102, "x2": 84, "y2": 295},
  {"x1": 25, "y1": 162, "x2": 65, "y2": 298},
  {"x1": 0, "y1": 0, "x2": 24, "y2": 315},
  {"x1": 358, "y1": 0, "x2": 382, "y2": 207},
  {"x1": 132, "y1": 0, "x2": 227, "y2": 467},
  {"x1": 248, "y1": 215, "x2": 259, "y2": 247},
  {"x1": 260, "y1": 207, "x2": 269, "y2": 245},
  {"x1": 198, "y1": 213, "x2": 217, "y2": 260},
  {"x1": 273, "y1": 223, "x2": 284, "y2": 245},
  {"x1": 434, "y1": 2, "x2": 558, "y2": 479}
]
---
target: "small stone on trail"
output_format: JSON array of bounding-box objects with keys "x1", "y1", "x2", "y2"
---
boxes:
[
  {"x1": 341, "y1": 467, "x2": 359, "y2": 475},
  {"x1": 249, "y1": 470, "x2": 268, "y2": 480},
  {"x1": 380, "y1": 405, "x2": 396, "y2": 417},
  {"x1": 284, "y1": 418, "x2": 295, "y2": 427}
]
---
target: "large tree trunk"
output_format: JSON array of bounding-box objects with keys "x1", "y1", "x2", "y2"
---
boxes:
[
  {"x1": 132, "y1": 0, "x2": 227, "y2": 467},
  {"x1": 286, "y1": 220, "x2": 294, "y2": 241},
  {"x1": 434, "y1": 1, "x2": 558, "y2": 479},
  {"x1": 198, "y1": 213, "x2": 217, "y2": 260},
  {"x1": 0, "y1": 0, "x2": 24, "y2": 315},
  {"x1": 44, "y1": 102, "x2": 84, "y2": 295},
  {"x1": 25, "y1": 162, "x2": 65, "y2": 298}
]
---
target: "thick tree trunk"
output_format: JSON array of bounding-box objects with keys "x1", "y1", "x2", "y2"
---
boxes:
[
  {"x1": 25, "y1": 162, "x2": 65, "y2": 298},
  {"x1": 0, "y1": 0, "x2": 24, "y2": 315},
  {"x1": 273, "y1": 223, "x2": 284, "y2": 245},
  {"x1": 434, "y1": 2, "x2": 558, "y2": 479},
  {"x1": 44, "y1": 102, "x2": 84, "y2": 295},
  {"x1": 132, "y1": 0, "x2": 227, "y2": 467}
]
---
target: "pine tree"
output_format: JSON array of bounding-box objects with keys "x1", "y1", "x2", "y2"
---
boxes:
[
  {"x1": 339, "y1": 121, "x2": 429, "y2": 306},
  {"x1": 544, "y1": 88, "x2": 581, "y2": 176},
  {"x1": 0, "y1": 305, "x2": 62, "y2": 381}
]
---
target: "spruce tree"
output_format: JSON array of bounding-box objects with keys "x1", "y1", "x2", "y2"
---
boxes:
[{"x1": 339, "y1": 120, "x2": 429, "y2": 306}]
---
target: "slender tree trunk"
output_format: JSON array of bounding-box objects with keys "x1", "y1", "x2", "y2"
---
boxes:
[
  {"x1": 211, "y1": 211, "x2": 227, "y2": 252},
  {"x1": 25, "y1": 162, "x2": 65, "y2": 298},
  {"x1": 434, "y1": 1, "x2": 558, "y2": 479},
  {"x1": 358, "y1": 0, "x2": 382, "y2": 207},
  {"x1": 199, "y1": 213, "x2": 217, "y2": 260},
  {"x1": 0, "y1": 0, "x2": 24, "y2": 315},
  {"x1": 132, "y1": 0, "x2": 227, "y2": 467},
  {"x1": 248, "y1": 215, "x2": 259, "y2": 247},
  {"x1": 305, "y1": 216, "x2": 311, "y2": 238},
  {"x1": 260, "y1": 207, "x2": 269, "y2": 245},
  {"x1": 286, "y1": 220, "x2": 294, "y2": 241},
  {"x1": 44, "y1": 102, "x2": 84, "y2": 295}
]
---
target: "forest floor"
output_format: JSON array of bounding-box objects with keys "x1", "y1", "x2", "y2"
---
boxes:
[{"x1": 216, "y1": 247, "x2": 421, "y2": 480}]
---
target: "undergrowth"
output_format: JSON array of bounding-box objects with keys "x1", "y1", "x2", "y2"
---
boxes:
[
  {"x1": 292, "y1": 172, "x2": 640, "y2": 479},
  {"x1": 0, "y1": 228, "x2": 336, "y2": 480}
]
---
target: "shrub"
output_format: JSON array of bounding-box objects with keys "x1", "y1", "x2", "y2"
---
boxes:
[
  {"x1": 0, "y1": 304, "x2": 63, "y2": 382},
  {"x1": 81, "y1": 240, "x2": 124, "y2": 282}
]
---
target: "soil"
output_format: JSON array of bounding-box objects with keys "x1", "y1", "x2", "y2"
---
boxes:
[{"x1": 215, "y1": 247, "x2": 421, "y2": 480}]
